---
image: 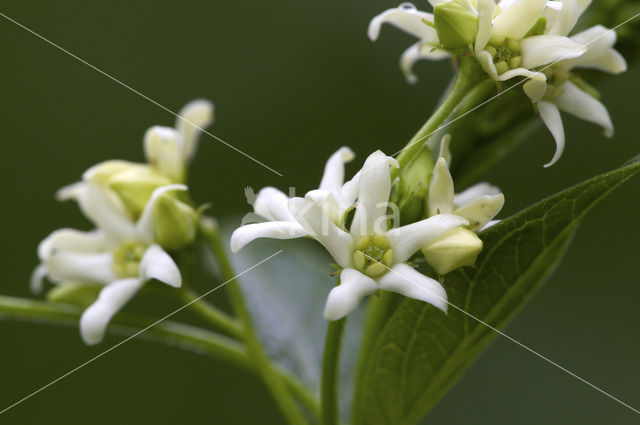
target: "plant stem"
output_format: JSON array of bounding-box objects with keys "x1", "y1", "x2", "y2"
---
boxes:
[
  {"x1": 200, "y1": 219, "x2": 310, "y2": 425},
  {"x1": 180, "y1": 288, "x2": 243, "y2": 339},
  {"x1": 394, "y1": 56, "x2": 489, "y2": 178},
  {"x1": 0, "y1": 295, "x2": 251, "y2": 369},
  {"x1": 320, "y1": 317, "x2": 346, "y2": 425}
]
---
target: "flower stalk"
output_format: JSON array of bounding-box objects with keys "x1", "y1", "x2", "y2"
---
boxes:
[
  {"x1": 320, "y1": 298, "x2": 347, "y2": 425},
  {"x1": 394, "y1": 56, "x2": 489, "y2": 178}
]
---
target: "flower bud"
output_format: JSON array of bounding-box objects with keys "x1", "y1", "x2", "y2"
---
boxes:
[
  {"x1": 46, "y1": 283, "x2": 101, "y2": 307},
  {"x1": 152, "y1": 192, "x2": 198, "y2": 250},
  {"x1": 392, "y1": 148, "x2": 434, "y2": 224},
  {"x1": 434, "y1": 1, "x2": 478, "y2": 49},
  {"x1": 421, "y1": 227, "x2": 482, "y2": 275},
  {"x1": 107, "y1": 166, "x2": 172, "y2": 218}
]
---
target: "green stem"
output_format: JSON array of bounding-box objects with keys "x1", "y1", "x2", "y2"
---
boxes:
[
  {"x1": 320, "y1": 317, "x2": 347, "y2": 425},
  {"x1": 0, "y1": 293, "x2": 319, "y2": 416},
  {"x1": 181, "y1": 288, "x2": 243, "y2": 339},
  {"x1": 394, "y1": 56, "x2": 489, "y2": 178},
  {"x1": 0, "y1": 295, "x2": 251, "y2": 369},
  {"x1": 200, "y1": 219, "x2": 311, "y2": 425}
]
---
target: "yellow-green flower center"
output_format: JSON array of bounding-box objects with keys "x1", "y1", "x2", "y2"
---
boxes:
[
  {"x1": 113, "y1": 241, "x2": 147, "y2": 278},
  {"x1": 485, "y1": 37, "x2": 522, "y2": 75},
  {"x1": 352, "y1": 235, "x2": 393, "y2": 278}
]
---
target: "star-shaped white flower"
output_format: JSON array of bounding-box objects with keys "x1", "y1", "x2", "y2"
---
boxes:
[
  {"x1": 289, "y1": 151, "x2": 468, "y2": 320},
  {"x1": 529, "y1": 24, "x2": 627, "y2": 166},
  {"x1": 33, "y1": 185, "x2": 185, "y2": 345},
  {"x1": 231, "y1": 147, "x2": 357, "y2": 252}
]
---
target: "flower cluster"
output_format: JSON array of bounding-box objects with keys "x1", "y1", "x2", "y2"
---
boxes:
[
  {"x1": 232, "y1": 142, "x2": 504, "y2": 320},
  {"x1": 32, "y1": 100, "x2": 213, "y2": 345},
  {"x1": 369, "y1": 0, "x2": 627, "y2": 166}
]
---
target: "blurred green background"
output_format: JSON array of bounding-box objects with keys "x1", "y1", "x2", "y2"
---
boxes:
[{"x1": 1, "y1": 1, "x2": 639, "y2": 424}]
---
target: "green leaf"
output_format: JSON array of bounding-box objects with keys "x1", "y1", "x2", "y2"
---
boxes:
[
  {"x1": 219, "y1": 219, "x2": 366, "y2": 421},
  {"x1": 352, "y1": 154, "x2": 640, "y2": 425}
]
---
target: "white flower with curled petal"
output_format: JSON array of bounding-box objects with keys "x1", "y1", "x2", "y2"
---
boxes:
[
  {"x1": 288, "y1": 150, "x2": 468, "y2": 320},
  {"x1": 231, "y1": 147, "x2": 357, "y2": 252},
  {"x1": 473, "y1": 0, "x2": 583, "y2": 91},
  {"x1": 531, "y1": 24, "x2": 627, "y2": 166},
  {"x1": 368, "y1": 2, "x2": 450, "y2": 84},
  {"x1": 32, "y1": 185, "x2": 185, "y2": 345}
]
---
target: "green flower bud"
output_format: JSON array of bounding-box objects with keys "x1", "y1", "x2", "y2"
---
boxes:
[
  {"x1": 108, "y1": 166, "x2": 172, "y2": 217},
  {"x1": 152, "y1": 192, "x2": 198, "y2": 250},
  {"x1": 434, "y1": 1, "x2": 478, "y2": 49},
  {"x1": 421, "y1": 227, "x2": 483, "y2": 275},
  {"x1": 46, "y1": 283, "x2": 101, "y2": 307},
  {"x1": 392, "y1": 148, "x2": 434, "y2": 224}
]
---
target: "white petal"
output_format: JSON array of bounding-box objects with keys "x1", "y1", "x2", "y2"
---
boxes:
[
  {"x1": 77, "y1": 184, "x2": 136, "y2": 241},
  {"x1": 428, "y1": 158, "x2": 454, "y2": 216},
  {"x1": 537, "y1": 100, "x2": 565, "y2": 167},
  {"x1": 386, "y1": 214, "x2": 469, "y2": 263},
  {"x1": 523, "y1": 77, "x2": 548, "y2": 103},
  {"x1": 477, "y1": 50, "x2": 499, "y2": 80},
  {"x1": 143, "y1": 126, "x2": 184, "y2": 181},
  {"x1": 319, "y1": 147, "x2": 355, "y2": 194},
  {"x1": 566, "y1": 25, "x2": 627, "y2": 74},
  {"x1": 378, "y1": 263, "x2": 448, "y2": 313},
  {"x1": 368, "y1": 4, "x2": 437, "y2": 41},
  {"x1": 521, "y1": 35, "x2": 586, "y2": 69},
  {"x1": 176, "y1": 99, "x2": 214, "y2": 162},
  {"x1": 253, "y1": 187, "x2": 296, "y2": 222},
  {"x1": 400, "y1": 42, "x2": 450, "y2": 84},
  {"x1": 350, "y1": 151, "x2": 397, "y2": 239},
  {"x1": 576, "y1": 0, "x2": 591, "y2": 14},
  {"x1": 453, "y1": 182, "x2": 502, "y2": 206},
  {"x1": 139, "y1": 245, "x2": 181, "y2": 287},
  {"x1": 497, "y1": 67, "x2": 546, "y2": 82},
  {"x1": 475, "y1": 0, "x2": 496, "y2": 53},
  {"x1": 230, "y1": 221, "x2": 308, "y2": 253},
  {"x1": 480, "y1": 219, "x2": 501, "y2": 231},
  {"x1": 554, "y1": 82, "x2": 613, "y2": 137},
  {"x1": 80, "y1": 278, "x2": 143, "y2": 345},
  {"x1": 290, "y1": 197, "x2": 354, "y2": 267},
  {"x1": 492, "y1": 0, "x2": 547, "y2": 40},
  {"x1": 543, "y1": 0, "x2": 579, "y2": 36},
  {"x1": 30, "y1": 265, "x2": 48, "y2": 294},
  {"x1": 46, "y1": 251, "x2": 116, "y2": 285},
  {"x1": 454, "y1": 193, "x2": 505, "y2": 230},
  {"x1": 38, "y1": 228, "x2": 108, "y2": 261},
  {"x1": 56, "y1": 181, "x2": 86, "y2": 201},
  {"x1": 136, "y1": 184, "x2": 188, "y2": 243},
  {"x1": 323, "y1": 268, "x2": 379, "y2": 320},
  {"x1": 437, "y1": 134, "x2": 452, "y2": 165}
]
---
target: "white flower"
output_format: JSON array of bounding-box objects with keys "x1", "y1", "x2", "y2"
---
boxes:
[
  {"x1": 144, "y1": 99, "x2": 214, "y2": 182},
  {"x1": 473, "y1": 0, "x2": 583, "y2": 91},
  {"x1": 531, "y1": 24, "x2": 627, "y2": 166},
  {"x1": 33, "y1": 185, "x2": 185, "y2": 345},
  {"x1": 428, "y1": 137, "x2": 504, "y2": 231},
  {"x1": 289, "y1": 151, "x2": 468, "y2": 320},
  {"x1": 230, "y1": 147, "x2": 357, "y2": 252},
  {"x1": 369, "y1": 1, "x2": 583, "y2": 85},
  {"x1": 57, "y1": 100, "x2": 214, "y2": 222},
  {"x1": 368, "y1": 2, "x2": 450, "y2": 84},
  {"x1": 422, "y1": 137, "x2": 505, "y2": 274}
]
